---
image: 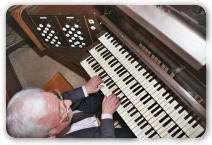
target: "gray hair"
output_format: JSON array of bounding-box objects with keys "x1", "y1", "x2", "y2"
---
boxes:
[{"x1": 6, "y1": 88, "x2": 55, "y2": 138}]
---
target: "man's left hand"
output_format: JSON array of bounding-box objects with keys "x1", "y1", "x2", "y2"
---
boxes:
[{"x1": 85, "y1": 76, "x2": 104, "y2": 94}]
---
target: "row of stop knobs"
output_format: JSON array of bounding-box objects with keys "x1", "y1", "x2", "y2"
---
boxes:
[
  {"x1": 62, "y1": 19, "x2": 86, "y2": 48},
  {"x1": 37, "y1": 20, "x2": 62, "y2": 47},
  {"x1": 36, "y1": 19, "x2": 86, "y2": 48}
]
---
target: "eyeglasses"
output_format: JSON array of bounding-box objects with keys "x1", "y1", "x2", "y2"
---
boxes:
[{"x1": 47, "y1": 89, "x2": 70, "y2": 132}]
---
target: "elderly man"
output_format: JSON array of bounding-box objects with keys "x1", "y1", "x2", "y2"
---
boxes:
[{"x1": 6, "y1": 76, "x2": 135, "y2": 138}]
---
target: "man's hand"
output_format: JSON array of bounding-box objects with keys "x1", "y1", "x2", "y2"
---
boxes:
[
  {"x1": 85, "y1": 76, "x2": 104, "y2": 94},
  {"x1": 102, "y1": 94, "x2": 121, "y2": 115}
]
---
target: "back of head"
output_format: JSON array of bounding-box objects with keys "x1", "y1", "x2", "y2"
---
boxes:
[{"x1": 6, "y1": 88, "x2": 54, "y2": 138}]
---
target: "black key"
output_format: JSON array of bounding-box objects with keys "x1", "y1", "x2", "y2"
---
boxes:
[
  {"x1": 105, "y1": 33, "x2": 110, "y2": 37},
  {"x1": 140, "y1": 94, "x2": 149, "y2": 101},
  {"x1": 91, "y1": 62, "x2": 98, "y2": 68},
  {"x1": 108, "y1": 83, "x2": 116, "y2": 89},
  {"x1": 131, "y1": 57, "x2": 139, "y2": 64},
  {"x1": 93, "y1": 65, "x2": 100, "y2": 70},
  {"x1": 138, "y1": 119, "x2": 146, "y2": 126},
  {"x1": 115, "y1": 42, "x2": 122, "y2": 47},
  {"x1": 192, "y1": 119, "x2": 202, "y2": 128},
  {"x1": 149, "y1": 75, "x2": 157, "y2": 82},
  {"x1": 126, "y1": 78, "x2": 134, "y2": 85},
  {"x1": 97, "y1": 46, "x2": 105, "y2": 52},
  {"x1": 102, "y1": 52, "x2": 110, "y2": 58},
  {"x1": 119, "y1": 70, "x2": 127, "y2": 77},
  {"x1": 112, "y1": 88, "x2": 120, "y2": 94},
  {"x1": 114, "y1": 65, "x2": 122, "y2": 72},
  {"x1": 113, "y1": 40, "x2": 119, "y2": 45},
  {"x1": 143, "y1": 69, "x2": 151, "y2": 76},
  {"x1": 100, "y1": 50, "x2": 108, "y2": 56},
  {"x1": 130, "y1": 110, "x2": 139, "y2": 117},
  {"x1": 105, "y1": 54, "x2": 113, "y2": 60},
  {"x1": 135, "y1": 115, "x2": 143, "y2": 122},
  {"x1": 151, "y1": 105, "x2": 160, "y2": 114},
  {"x1": 157, "y1": 84, "x2": 166, "y2": 91},
  {"x1": 138, "y1": 65, "x2": 147, "y2": 71},
  {"x1": 115, "y1": 90, "x2": 122, "y2": 96},
  {"x1": 88, "y1": 58, "x2": 95, "y2": 64},
  {"x1": 130, "y1": 82, "x2": 139, "y2": 90},
  {"x1": 119, "y1": 95, "x2": 126, "y2": 101},
  {"x1": 179, "y1": 105, "x2": 188, "y2": 114},
  {"x1": 117, "y1": 68, "x2": 125, "y2": 74},
  {"x1": 123, "y1": 75, "x2": 132, "y2": 82},
  {"x1": 128, "y1": 107, "x2": 136, "y2": 113},
  {"x1": 188, "y1": 115, "x2": 198, "y2": 124},
  {"x1": 169, "y1": 96, "x2": 178, "y2": 104},
  {"x1": 98, "y1": 71, "x2": 106, "y2": 76},
  {"x1": 146, "y1": 72, "x2": 154, "y2": 79},
  {"x1": 174, "y1": 102, "x2": 184, "y2": 110},
  {"x1": 159, "y1": 114, "x2": 169, "y2": 123},
  {"x1": 101, "y1": 74, "x2": 107, "y2": 79},
  {"x1": 154, "y1": 109, "x2": 163, "y2": 117},
  {"x1": 184, "y1": 111, "x2": 194, "y2": 120},
  {"x1": 108, "y1": 58, "x2": 116, "y2": 65},
  {"x1": 135, "y1": 62, "x2": 143, "y2": 68},
  {"x1": 148, "y1": 102, "x2": 157, "y2": 110},
  {"x1": 162, "y1": 89, "x2": 171, "y2": 96},
  {"x1": 171, "y1": 128, "x2": 181, "y2": 137},
  {"x1": 122, "y1": 48, "x2": 129, "y2": 54},
  {"x1": 135, "y1": 88, "x2": 145, "y2": 96},
  {"x1": 143, "y1": 97, "x2": 152, "y2": 104},
  {"x1": 95, "y1": 44, "x2": 103, "y2": 49},
  {"x1": 145, "y1": 128, "x2": 154, "y2": 135},
  {"x1": 128, "y1": 54, "x2": 136, "y2": 61},
  {"x1": 177, "y1": 132, "x2": 185, "y2": 138},
  {"x1": 104, "y1": 78, "x2": 111, "y2": 84},
  {"x1": 124, "y1": 102, "x2": 131, "y2": 108},
  {"x1": 125, "y1": 52, "x2": 134, "y2": 58},
  {"x1": 95, "y1": 67, "x2": 102, "y2": 73},
  {"x1": 110, "y1": 38, "x2": 116, "y2": 43},
  {"x1": 153, "y1": 80, "x2": 163, "y2": 87},
  {"x1": 165, "y1": 93, "x2": 175, "y2": 100},
  {"x1": 121, "y1": 98, "x2": 129, "y2": 105},
  {"x1": 132, "y1": 85, "x2": 141, "y2": 93},
  {"x1": 86, "y1": 56, "x2": 93, "y2": 62},
  {"x1": 111, "y1": 61, "x2": 119, "y2": 67},
  {"x1": 107, "y1": 35, "x2": 112, "y2": 39},
  {"x1": 119, "y1": 46, "x2": 126, "y2": 51},
  {"x1": 140, "y1": 122, "x2": 148, "y2": 129},
  {"x1": 168, "y1": 124, "x2": 178, "y2": 133},
  {"x1": 148, "y1": 131, "x2": 157, "y2": 138},
  {"x1": 163, "y1": 118, "x2": 172, "y2": 127},
  {"x1": 106, "y1": 80, "x2": 113, "y2": 86}
]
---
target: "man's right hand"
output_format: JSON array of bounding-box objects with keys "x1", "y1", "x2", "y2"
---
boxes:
[{"x1": 102, "y1": 94, "x2": 121, "y2": 115}]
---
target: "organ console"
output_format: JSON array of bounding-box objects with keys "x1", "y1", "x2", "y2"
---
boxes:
[{"x1": 8, "y1": 5, "x2": 206, "y2": 138}]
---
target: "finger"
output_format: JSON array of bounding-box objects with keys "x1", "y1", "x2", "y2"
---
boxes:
[
  {"x1": 115, "y1": 97, "x2": 120, "y2": 103},
  {"x1": 97, "y1": 85, "x2": 104, "y2": 90},
  {"x1": 103, "y1": 95, "x2": 107, "y2": 103}
]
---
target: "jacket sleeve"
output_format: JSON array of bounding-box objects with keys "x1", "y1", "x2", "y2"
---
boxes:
[
  {"x1": 61, "y1": 87, "x2": 85, "y2": 104},
  {"x1": 100, "y1": 119, "x2": 115, "y2": 138}
]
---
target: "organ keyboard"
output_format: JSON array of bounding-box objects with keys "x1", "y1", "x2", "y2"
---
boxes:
[
  {"x1": 80, "y1": 30, "x2": 205, "y2": 138},
  {"x1": 8, "y1": 5, "x2": 206, "y2": 138}
]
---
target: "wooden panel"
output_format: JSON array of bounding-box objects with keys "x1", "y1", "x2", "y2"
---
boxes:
[
  {"x1": 6, "y1": 56, "x2": 22, "y2": 97},
  {"x1": 8, "y1": 5, "x2": 46, "y2": 51},
  {"x1": 6, "y1": 91, "x2": 10, "y2": 108},
  {"x1": 43, "y1": 72, "x2": 74, "y2": 94},
  {"x1": 26, "y1": 5, "x2": 105, "y2": 15}
]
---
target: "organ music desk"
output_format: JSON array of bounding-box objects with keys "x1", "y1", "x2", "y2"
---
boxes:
[{"x1": 8, "y1": 5, "x2": 206, "y2": 138}]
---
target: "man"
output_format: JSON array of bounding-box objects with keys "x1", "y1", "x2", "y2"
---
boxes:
[{"x1": 6, "y1": 76, "x2": 135, "y2": 138}]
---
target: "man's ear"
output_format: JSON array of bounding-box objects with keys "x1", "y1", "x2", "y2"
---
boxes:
[{"x1": 45, "y1": 134, "x2": 56, "y2": 138}]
